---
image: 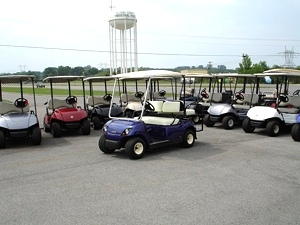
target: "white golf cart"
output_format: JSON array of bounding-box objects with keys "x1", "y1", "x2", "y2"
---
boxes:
[
  {"x1": 203, "y1": 73, "x2": 259, "y2": 129},
  {"x1": 0, "y1": 75, "x2": 41, "y2": 148},
  {"x1": 242, "y1": 68, "x2": 300, "y2": 137}
]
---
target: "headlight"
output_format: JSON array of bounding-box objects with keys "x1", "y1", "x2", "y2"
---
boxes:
[
  {"x1": 103, "y1": 125, "x2": 107, "y2": 134},
  {"x1": 121, "y1": 128, "x2": 132, "y2": 136}
]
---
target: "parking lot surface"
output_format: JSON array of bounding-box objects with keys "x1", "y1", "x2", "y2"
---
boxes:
[{"x1": 0, "y1": 125, "x2": 299, "y2": 225}]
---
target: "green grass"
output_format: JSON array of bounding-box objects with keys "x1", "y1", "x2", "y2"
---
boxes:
[{"x1": 2, "y1": 87, "x2": 108, "y2": 96}]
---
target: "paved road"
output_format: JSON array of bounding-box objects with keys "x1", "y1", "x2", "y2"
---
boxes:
[{"x1": 0, "y1": 125, "x2": 299, "y2": 225}]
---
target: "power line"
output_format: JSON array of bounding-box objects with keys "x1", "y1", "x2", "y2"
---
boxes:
[{"x1": 0, "y1": 44, "x2": 282, "y2": 58}]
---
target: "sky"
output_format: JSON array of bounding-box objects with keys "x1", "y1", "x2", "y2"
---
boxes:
[{"x1": 1, "y1": 0, "x2": 300, "y2": 73}]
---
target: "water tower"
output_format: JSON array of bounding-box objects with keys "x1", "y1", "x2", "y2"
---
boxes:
[{"x1": 109, "y1": 11, "x2": 138, "y2": 75}]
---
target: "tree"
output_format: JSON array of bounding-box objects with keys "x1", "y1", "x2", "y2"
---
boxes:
[
  {"x1": 57, "y1": 66, "x2": 71, "y2": 75},
  {"x1": 251, "y1": 61, "x2": 269, "y2": 73},
  {"x1": 238, "y1": 54, "x2": 252, "y2": 74},
  {"x1": 43, "y1": 67, "x2": 58, "y2": 78},
  {"x1": 71, "y1": 66, "x2": 85, "y2": 75}
]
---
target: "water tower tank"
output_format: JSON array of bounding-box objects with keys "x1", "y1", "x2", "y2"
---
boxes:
[{"x1": 109, "y1": 11, "x2": 136, "y2": 30}]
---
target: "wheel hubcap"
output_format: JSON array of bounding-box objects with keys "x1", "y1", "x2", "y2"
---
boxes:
[
  {"x1": 228, "y1": 119, "x2": 234, "y2": 127},
  {"x1": 187, "y1": 134, "x2": 194, "y2": 144},
  {"x1": 134, "y1": 142, "x2": 144, "y2": 155},
  {"x1": 273, "y1": 125, "x2": 280, "y2": 134}
]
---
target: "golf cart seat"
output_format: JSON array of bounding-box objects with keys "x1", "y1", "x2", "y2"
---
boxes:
[
  {"x1": 233, "y1": 94, "x2": 260, "y2": 109},
  {"x1": 211, "y1": 93, "x2": 223, "y2": 103},
  {"x1": 141, "y1": 101, "x2": 182, "y2": 125},
  {"x1": 86, "y1": 96, "x2": 111, "y2": 108},
  {"x1": 0, "y1": 101, "x2": 30, "y2": 114},
  {"x1": 157, "y1": 101, "x2": 195, "y2": 116},
  {"x1": 121, "y1": 93, "x2": 141, "y2": 105},
  {"x1": 278, "y1": 96, "x2": 300, "y2": 113},
  {"x1": 47, "y1": 98, "x2": 73, "y2": 110}
]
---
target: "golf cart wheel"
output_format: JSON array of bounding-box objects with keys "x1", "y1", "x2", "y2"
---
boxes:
[
  {"x1": 81, "y1": 119, "x2": 91, "y2": 135},
  {"x1": 181, "y1": 129, "x2": 195, "y2": 148},
  {"x1": 242, "y1": 117, "x2": 255, "y2": 133},
  {"x1": 222, "y1": 115, "x2": 235, "y2": 130},
  {"x1": 192, "y1": 115, "x2": 201, "y2": 124},
  {"x1": 291, "y1": 124, "x2": 300, "y2": 141},
  {"x1": 0, "y1": 130, "x2": 6, "y2": 149},
  {"x1": 266, "y1": 120, "x2": 281, "y2": 137},
  {"x1": 92, "y1": 117, "x2": 102, "y2": 130},
  {"x1": 43, "y1": 122, "x2": 51, "y2": 133},
  {"x1": 31, "y1": 126, "x2": 42, "y2": 145},
  {"x1": 125, "y1": 137, "x2": 146, "y2": 159},
  {"x1": 98, "y1": 135, "x2": 115, "y2": 153},
  {"x1": 51, "y1": 122, "x2": 62, "y2": 138},
  {"x1": 203, "y1": 114, "x2": 215, "y2": 127}
]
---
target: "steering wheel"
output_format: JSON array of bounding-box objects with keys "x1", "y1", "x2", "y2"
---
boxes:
[
  {"x1": 293, "y1": 89, "x2": 300, "y2": 96},
  {"x1": 135, "y1": 91, "x2": 144, "y2": 99},
  {"x1": 104, "y1": 94, "x2": 112, "y2": 102},
  {"x1": 66, "y1": 95, "x2": 77, "y2": 104},
  {"x1": 234, "y1": 89, "x2": 244, "y2": 101},
  {"x1": 201, "y1": 88, "x2": 209, "y2": 98},
  {"x1": 142, "y1": 101, "x2": 155, "y2": 111},
  {"x1": 158, "y1": 90, "x2": 166, "y2": 97},
  {"x1": 279, "y1": 93, "x2": 289, "y2": 103},
  {"x1": 14, "y1": 98, "x2": 28, "y2": 108}
]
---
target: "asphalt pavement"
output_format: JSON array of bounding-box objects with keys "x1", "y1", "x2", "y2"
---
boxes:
[{"x1": 0, "y1": 124, "x2": 299, "y2": 225}]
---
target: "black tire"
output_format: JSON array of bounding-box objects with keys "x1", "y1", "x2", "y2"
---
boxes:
[
  {"x1": 51, "y1": 122, "x2": 62, "y2": 138},
  {"x1": 31, "y1": 126, "x2": 42, "y2": 145},
  {"x1": 291, "y1": 123, "x2": 300, "y2": 141},
  {"x1": 266, "y1": 120, "x2": 281, "y2": 137},
  {"x1": 92, "y1": 117, "x2": 102, "y2": 130},
  {"x1": 125, "y1": 137, "x2": 146, "y2": 159},
  {"x1": 0, "y1": 130, "x2": 6, "y2": 149},
  {"x1": 81, "y1": 119, "x2": 91, "y2": 135},
  {"x1": 242, "y1": 117, "x2": 255, "y2": 133},
  {"x1": 204, "y1": 114, "x2": 215, "y2": 127},
  {"x1": 222, "y1": 115, "x2": 235, "y2": 130},
  {"x1": 181, "y1": 129, "x2": 195, "y2": 148},
  {"x1": 98, "y1": 135, "x2": 115, "y2": 153},
  {"x1": 43, "y1": 122, "x2": 51, "y2": 133}
]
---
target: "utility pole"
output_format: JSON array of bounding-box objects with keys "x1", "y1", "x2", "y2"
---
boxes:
[{"x1": 279, "y1": 46, "x2": 299, "y2": 68}]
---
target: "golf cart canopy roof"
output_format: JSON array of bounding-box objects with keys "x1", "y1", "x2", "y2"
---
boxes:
[
  {"x1": 43, "y1": 75, "x2": 85, "y2": 83},
  {"x1": 215, "y1": 73, "x2": 254, "y2": 78},
  {"x1": 184, "y1": 73, "x2": 215, "y2": 78},
  {"x1": 0, "y1": 75, "x2": 35, "y2": 83},
  {"x1": 112, "y1": 70, "x2": 182, "y2": 79},
  {"x1": 258, "y1": 68, "x2": 300, "y2": 77},
  {"x1": 83, "y1": 76, "x2": 114, "y2": 82}
]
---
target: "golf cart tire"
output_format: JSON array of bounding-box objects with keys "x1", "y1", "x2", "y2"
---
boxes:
[
  {"x1": 31, "y1": 126, "x2": 42, "y2": 145},
  {"x1": 99, "y1": 135, "x2": 115, "y2": 153},
  {"x1": 204, "y1": 114, "x2": 215, "y2": 127},
  {"x1": 125, "y1": 137, "x2": 146, "y2": 159},
  {"x1": 291, "y1": 123, "x2": 300, "y2": 141},
  {"x1": 51, "y1": 122, "x2": 62, "y2": 138},
  {"x1": 242, "y1": 117, "x2": 255, "y2": 133},
  {"x1": 43, "y1": 122, "x2": 51, "y2": 133},
  {"x1": 81, "y1": 119, "x2": 91, "y2": 135},
  {"x1": 222, "y1": 115, "x2": 235, "y2": 130},
  {"x1": 266, "y1": 120, "x2": 281, "y2": 137},
  {"x1": 181, "y1": 129, "x2": 195, "y2": 148},
  {"x1": 0, "y1": 130, "x2": 6, "y2": 149},
  {"x1": 92, "y1": 116, "x2": 102, "y2": 130}
]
